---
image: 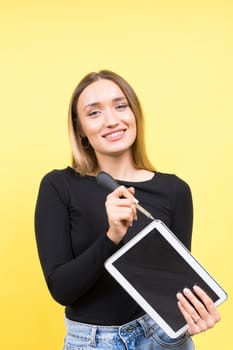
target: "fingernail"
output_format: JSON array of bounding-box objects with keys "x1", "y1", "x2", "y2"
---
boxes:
[
  {"x1": 176, "y1": 292, "x2": 182, "y2": 299},
  {"x1": 193, "y1": 285, "x2": 200, "y2": 292},
  {"x1": 183, "y1": 288, "x2": 190, "y2": 294},
  {"x1": 133, "y1": 198, "x2": 139, "y2": 204}
]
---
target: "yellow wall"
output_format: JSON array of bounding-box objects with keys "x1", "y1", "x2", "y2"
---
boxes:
[{"x1": 0, "y1": 1, "x2": 232, "y2": 349}]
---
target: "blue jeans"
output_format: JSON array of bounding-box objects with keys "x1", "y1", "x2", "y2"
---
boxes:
[{"x1": 63, "y1": 314, "x2": 195, "y2": 350}]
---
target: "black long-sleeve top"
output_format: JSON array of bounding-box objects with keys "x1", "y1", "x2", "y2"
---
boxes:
[{"x1": 34, "y1": 167, "x2": 193, "y2": 325}]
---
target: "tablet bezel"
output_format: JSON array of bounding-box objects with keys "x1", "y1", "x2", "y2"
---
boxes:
[{"x1": 105, "y1": 220, "x2": 227, "y2": 338}]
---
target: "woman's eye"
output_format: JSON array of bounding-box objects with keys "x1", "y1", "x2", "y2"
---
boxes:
[
  {"x1": 87, "y1": 110, "x2": 100, "y2": 117},
  {"x1": 116, "y1": 103, "x2": 128, "y2": 110}
]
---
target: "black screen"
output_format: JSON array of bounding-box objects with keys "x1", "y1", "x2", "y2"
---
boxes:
[{"x1": 113, "y1": 228, "x2": 219, "y2": 332}]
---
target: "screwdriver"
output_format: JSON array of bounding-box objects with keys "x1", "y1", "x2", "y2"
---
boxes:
[{"x1": 96, "y1": 171, "x2": 155, "y2": 221}]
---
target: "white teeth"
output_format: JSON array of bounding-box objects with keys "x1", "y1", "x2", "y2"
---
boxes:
[{"x1": 105, "y1": 131, "x2": 124, "y2": 138}]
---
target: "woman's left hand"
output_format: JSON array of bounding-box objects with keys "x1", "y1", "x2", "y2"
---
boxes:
[{"x1": 176, "y1": 285, "x2": 221, "y2": 335}]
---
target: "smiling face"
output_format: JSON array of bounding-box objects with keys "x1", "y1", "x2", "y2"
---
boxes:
[{"x1": 77, "y1": 79, "x2": 137, "y2": 162}]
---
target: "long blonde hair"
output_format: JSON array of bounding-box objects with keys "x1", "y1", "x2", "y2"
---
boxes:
[{"x1": 68, "y1": 70, "x2": 155, "y2": 175}]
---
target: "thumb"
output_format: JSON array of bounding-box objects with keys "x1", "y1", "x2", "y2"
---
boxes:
[{"x1": 128, "y1": 187, "x2": 135, "y2": 196}]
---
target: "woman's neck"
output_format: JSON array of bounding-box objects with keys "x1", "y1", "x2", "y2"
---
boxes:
[
  {"x1": 95, "y1": 153, "x2": 154, "y2": 182},
  {"x1": 97, "y1": 155, "x2": 135, "y2": 180}
]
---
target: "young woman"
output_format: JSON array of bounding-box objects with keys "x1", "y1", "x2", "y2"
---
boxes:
[{"x1": 35, "y1": 70, "x2": 220, "y2": 350}]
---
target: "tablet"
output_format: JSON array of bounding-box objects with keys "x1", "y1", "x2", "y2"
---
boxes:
[{"x1": 105, "y1": 220, "x2": 227, "y2": 338}]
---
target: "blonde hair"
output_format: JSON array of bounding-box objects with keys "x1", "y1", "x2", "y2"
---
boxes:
[{"x1": 68, "y1": 70, "x2": 155, "y2": 175}]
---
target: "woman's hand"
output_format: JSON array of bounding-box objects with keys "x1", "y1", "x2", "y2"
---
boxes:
[
  {"x1": 176, "y1": 285, "x2": 221, "y2": 335},
  {"x1": 105, "y1": 185, "x2": 138, "y2": 244}
]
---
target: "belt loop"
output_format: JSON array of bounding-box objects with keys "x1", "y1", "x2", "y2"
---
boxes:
[
  {"x1": 89, "y1": 326, "x2": 97, "y2": 348},
  {"x1": 138, "y1": 316, "x2": 151, "y2": 338}
]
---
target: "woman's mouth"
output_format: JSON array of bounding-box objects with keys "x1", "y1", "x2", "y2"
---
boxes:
[{"x1": 103, "y1": 129, "x2": 126, "y2": 140}]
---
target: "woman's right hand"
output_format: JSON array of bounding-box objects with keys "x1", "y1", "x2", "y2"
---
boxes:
[{"x1": 105, "y1": 185, "x2": 138, "y2": 244}]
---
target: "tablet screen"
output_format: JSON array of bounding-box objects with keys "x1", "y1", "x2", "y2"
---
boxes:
[{"x1": 112, "y1": 227, "x2": 220, "y2": 332}]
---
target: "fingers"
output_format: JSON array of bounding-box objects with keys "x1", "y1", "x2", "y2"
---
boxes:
[
  {"x1": 106, "y1": 186, "x2": 138, "y2": 220},
  {"x1": 105, "y1": 186, "x2": 138, "y2": 244},
  {"x1": 177, "y1": 291, "x2": 208, "y2": 334},
  {"x1": 192, "y1": 286, "x2": 220, "y2": 321},
  {"x1": 176, "y1": 286, "x2": 221, "y2": 335},
  {"x1": 109, "y1": 185, "x2": 137, "y2": 203}
]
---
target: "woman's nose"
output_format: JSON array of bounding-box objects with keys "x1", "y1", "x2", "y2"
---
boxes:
[{"x1": 104, "y1": 108, "x2": 119, "y2": 127}]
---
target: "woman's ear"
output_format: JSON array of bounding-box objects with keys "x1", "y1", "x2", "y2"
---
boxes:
[{"x1": 79, "y1": 131, "x2": 86, "y2": 138}]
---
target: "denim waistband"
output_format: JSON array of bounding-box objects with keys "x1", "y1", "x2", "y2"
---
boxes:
[{"x1": 65, "y1": 314, "x2": 156, "y2": 346}]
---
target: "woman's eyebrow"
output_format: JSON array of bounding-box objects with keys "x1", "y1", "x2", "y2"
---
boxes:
[
  {"x1": 83, "y1": 97, "x2": 127, "y2": 111},
  {"x1": 112, "y1": 96, "x2": 127, "y2": 102},
  {"x1": 84, "y1": 102, "x2": 100, "y2": 111}
]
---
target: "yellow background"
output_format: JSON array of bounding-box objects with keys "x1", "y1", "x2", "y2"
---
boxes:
[{"x1": 0, "y1": 1, "x2": 232, "y2": 349}]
